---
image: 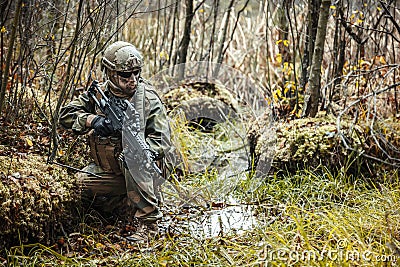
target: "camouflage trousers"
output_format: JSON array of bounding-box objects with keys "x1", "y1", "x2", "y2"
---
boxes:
[{"x1": 76, "y1": 162, "x2": 162, "y2": 222}]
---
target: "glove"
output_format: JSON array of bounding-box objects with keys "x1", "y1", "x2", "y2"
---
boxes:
[{"x1": 91, "y1": 116, "x2": 115, "y2": 137}]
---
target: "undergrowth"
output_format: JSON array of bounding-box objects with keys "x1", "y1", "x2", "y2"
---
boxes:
[{"x1": 3, "y1": 167, "x2": 399, "y2": 266}]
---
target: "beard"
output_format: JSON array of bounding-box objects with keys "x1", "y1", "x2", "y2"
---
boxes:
[
  {"x1": 107, "y1": 80, "x2": 137, "y2": 98},
  {"x1": 120, "y1": 81, "x2": 137, "y2": 97}
]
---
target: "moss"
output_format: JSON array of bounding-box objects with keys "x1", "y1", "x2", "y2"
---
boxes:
[
  {"x1": 163, "y1": 81, "x2": 240, "y2": 112},
  {"x1": 251, "y1": 112, "x2": 399, "y2": 175},
  {"x1": 0, "y1": 155, "x2": 80, "y2": 250}
]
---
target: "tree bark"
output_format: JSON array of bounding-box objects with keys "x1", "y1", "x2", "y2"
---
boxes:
[
  {"x1": 300, "y1": 0, "x2": 321, "y2": 91},
  {"x1": 176, "y1": 0, "x2": 194, "y2": 78},
  {"x1": 302, "y1": 0, "x2": 331, "y2": 117}
]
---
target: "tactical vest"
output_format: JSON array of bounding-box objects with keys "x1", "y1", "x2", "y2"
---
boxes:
[{"x1": 88, "y1": 82, "x2": 146, "y2": 175}]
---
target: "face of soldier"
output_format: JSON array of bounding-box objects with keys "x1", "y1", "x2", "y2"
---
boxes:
[{"x1": 110, "y1": 69, "x2": 141, "y2": 97}]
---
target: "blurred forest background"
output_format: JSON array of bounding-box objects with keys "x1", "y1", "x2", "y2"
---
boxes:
[{"x1": 1, "y1": 0, "x2": 400, "y2": 265}]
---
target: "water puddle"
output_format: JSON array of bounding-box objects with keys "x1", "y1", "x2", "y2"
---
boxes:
[
  {"x1": 188, "y1": 205, "x2": 257, "y2": 238},
  {"x1": 163, "y1": 204, "x2": 259, "y2": 239}
]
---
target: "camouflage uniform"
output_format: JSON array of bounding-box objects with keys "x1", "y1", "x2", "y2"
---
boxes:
[{"x1": 59, "y1": 42, "x2": 171, "y2": 224}]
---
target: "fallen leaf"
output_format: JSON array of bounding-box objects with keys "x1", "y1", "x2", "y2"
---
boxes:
[{"x1": 25, "y1": 138, "x2": 33, "y2": 147}]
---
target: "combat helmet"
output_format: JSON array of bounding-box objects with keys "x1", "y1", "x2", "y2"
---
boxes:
[
  {"x1": 101, "y1": 41, "x2": 143, "y2": 97},
  {"x1": 102, "y1": 41, "x2": 143, "y2": 72}
]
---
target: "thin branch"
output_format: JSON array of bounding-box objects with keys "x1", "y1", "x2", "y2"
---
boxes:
[
  {"x1": 379, "y1": 0, "x2": 400, "y2": 35},
  {"x1": 216, "y1": 0, "x2": 235, "y2": 66},
  {"x1": 49, "y1": 0, "x2": 85, "y2": 164},
  {"x1": 221, "y1": 0, "x2": 250, "y2": 64},
  {"x1": 337, "y1": 81, "x2": 400, "y2": 166}
]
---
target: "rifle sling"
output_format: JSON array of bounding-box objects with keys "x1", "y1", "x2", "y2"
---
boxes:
[{"x1": 133, "y1": 83, "x2": 146, "y2": 140}]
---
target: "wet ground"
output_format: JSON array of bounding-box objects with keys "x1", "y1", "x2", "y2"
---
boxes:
[{"x1": 157, "y1": 197, "x2": 265, "y2": 240}]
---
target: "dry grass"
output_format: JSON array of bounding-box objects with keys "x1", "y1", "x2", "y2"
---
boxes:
[{"x1": 3, "y1": 166, "x2": 400, "y2": 266}]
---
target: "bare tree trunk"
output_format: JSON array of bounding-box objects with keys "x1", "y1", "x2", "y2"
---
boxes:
[
  {"x1": 300, "y1": 0, "x2": 321, "y2": 91},
  {"x1": 168, "y1": 1, "x2": 179, "y2": 68},
  {"x1": 0, "y1": 0, "x2": 22, "y2": 118},
  {"x1": 176, "y1": 0, "x2": 194, "y2": 78},
  {"x1": 302, "y1": 0, "x2": 331, "y2": 117},
  {"x1": 329, "y1": 3, "x2": 346, "y2": 112},
  {"x1": 0, "y1": 1, "x2": 10, "y2": 105}
]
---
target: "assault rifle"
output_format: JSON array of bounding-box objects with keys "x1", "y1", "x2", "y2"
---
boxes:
[{"x1": 87, "y1": 80, "x2": 162, "y2": 176}]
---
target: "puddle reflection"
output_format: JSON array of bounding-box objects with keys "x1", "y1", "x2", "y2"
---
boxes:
[{"x1": 164, "y1": 205, "x2": 258, "y2": 239}]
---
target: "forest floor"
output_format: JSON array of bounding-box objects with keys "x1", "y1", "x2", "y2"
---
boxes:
[
  {"x1": 1, "y1": 113, "x2": 400, "y2": 266},
  {"x1": 2, "y1": 155, "x2": 400, "y2": 266},
  {"x1": 1, "y1": 82, "x2": 400, "y2": 266}
]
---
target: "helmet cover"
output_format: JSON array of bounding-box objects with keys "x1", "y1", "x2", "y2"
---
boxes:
[{"x1": 102, "y1": 41, "x2": 143, "y2": 72}]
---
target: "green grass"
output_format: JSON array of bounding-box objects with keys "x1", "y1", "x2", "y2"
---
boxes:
[{"x1": 4, "y1": 167, "x2": 400, "y2": 266}]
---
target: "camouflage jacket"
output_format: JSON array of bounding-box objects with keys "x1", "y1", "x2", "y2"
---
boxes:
[{"x1": 59, "y1": 80, "x2": 171, "y2": 160}]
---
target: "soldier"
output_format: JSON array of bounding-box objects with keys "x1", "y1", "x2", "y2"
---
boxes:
[{"x1": 59, "y1": 41, "x2": 171, "y2": 241}]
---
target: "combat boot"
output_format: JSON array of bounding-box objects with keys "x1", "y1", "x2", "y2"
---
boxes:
[
  {"x1": 125, "y1": 220, "x2": 159, "y2": 243},
  {"x1": 125, "y1": 208, "x2": 163, "y2": 242}
]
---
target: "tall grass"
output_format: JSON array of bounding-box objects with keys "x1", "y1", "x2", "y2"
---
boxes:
[{"x1": 5, "y1": 168, "x2": 399, "y2": 266}]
